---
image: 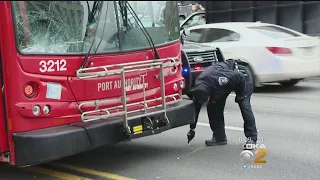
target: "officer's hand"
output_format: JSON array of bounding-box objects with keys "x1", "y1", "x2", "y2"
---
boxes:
[
  {"x1": 187, "y1": 94, "x2": 193, "y2": 100},
  {"x1": 187, "y1": 91, "x2": 193, "y2": 100}
]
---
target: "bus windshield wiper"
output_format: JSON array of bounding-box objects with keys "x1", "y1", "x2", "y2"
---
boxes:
[
  {"x1": 83, "y1": 2, "x2": 110, "y2": 68},
  {"x1": 81, "y1": 1, "x2": 98, "y2": 47},
  {"x1": 125, "y1": 1, "x2": 160, "y2": 59},
  {"x1": 80, "y1": 1, "x2": 160, "y2": 70},
  {"x1": 80, "y1": 1, "x2": 102, "y2": 69}
]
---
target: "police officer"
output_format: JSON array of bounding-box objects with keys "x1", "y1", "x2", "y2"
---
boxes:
[{"x1": 187, "y1": 59, "x2": 258, "y2": 148}]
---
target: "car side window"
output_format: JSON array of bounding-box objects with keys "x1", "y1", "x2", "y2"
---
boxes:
[
  {"x1": 203, "y1": 28, "x2": 240, "y2": 43},
  {"x1": 181, "y1": 14, "x2": 206, "y2": 30},
  {"x1": 184, "y1": 29, "x2": 205, "y2": 43}
]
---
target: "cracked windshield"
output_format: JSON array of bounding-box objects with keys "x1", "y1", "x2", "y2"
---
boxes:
[{"x1": 11, "y1": 1, "x2": 179, "y2": 54}]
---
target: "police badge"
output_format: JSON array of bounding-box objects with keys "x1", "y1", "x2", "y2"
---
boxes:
[{"x1": 218, "y1": 77, "x2": 229, "y2": 86}]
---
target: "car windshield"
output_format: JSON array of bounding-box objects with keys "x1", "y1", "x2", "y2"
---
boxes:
[
  {"x1": 11, "y1": 1, "x2": 180, "y2": 54},
  {"x1": 248, "y1": 25, "x2": 301, "y2": 39}
]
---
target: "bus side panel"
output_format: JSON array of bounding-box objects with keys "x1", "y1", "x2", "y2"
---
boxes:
[
  {"x1": 0, "y1": 78, "x2": 9, "y2": 153},
  {"x1": 0, "y1": 3, "x2": 9, "y2": 154},
  {"x1": 0, "y1": 2, "x2": 17, "y2": 164}
]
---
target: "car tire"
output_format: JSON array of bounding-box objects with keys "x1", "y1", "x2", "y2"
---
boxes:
[{"x1": 279, "y1": 79, "x2": 300, "y2": 87}]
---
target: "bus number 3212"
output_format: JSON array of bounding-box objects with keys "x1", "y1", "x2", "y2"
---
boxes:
[{"x1": 39, "y1": 59, "x2": 67, "y2": 72}]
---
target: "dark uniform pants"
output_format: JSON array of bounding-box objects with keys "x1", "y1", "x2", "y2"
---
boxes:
[
  {"x1": 190, "y1": 97, "x2": 257, "y2": 141},
  {"x1": 207, "y1": 97, "x2": 227, "y2": 141},
  {"x1": 190, "y1": 98, "x2": 227, "y2": 141},
  {"x1": 237, "y1": 72, "x2": 258, "y2": 141}
]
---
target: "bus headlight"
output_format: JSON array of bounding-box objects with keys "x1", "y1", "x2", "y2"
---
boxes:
[
  {"x1": 180, "y1": 80, "x2": 185, "y2": 88},
  {"x1": 43, "y1": 105, "x2": 51, "y2": 115},
  {"x1": 173, "y1": 83, "x2": 178, "y2": 90},
  {"x1": 32, "y1": 105, "x2": 41, "y2": 116}
]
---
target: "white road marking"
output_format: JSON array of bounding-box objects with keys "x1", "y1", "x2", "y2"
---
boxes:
[
  {"x1": 197, "y1": 122, "x2": 244, "y2": 131},
  {"x1": 229, "y1": 93, "x2": 255, "y2": 98},
  {"x1": 187, "y1": 146, "x2": 205, "y2": 155},
  {"x1": 197, "y1": 122, "x2": 260, "y2": 132}
]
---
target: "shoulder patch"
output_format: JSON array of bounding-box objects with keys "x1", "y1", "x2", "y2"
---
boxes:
[{"x1": 218, "y1": 77, "x2": 229, "y2": 86}]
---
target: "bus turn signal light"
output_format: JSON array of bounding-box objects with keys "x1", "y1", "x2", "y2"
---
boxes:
[{"x1": 24, "y1": 83, "x2": 36, "y2": 98}]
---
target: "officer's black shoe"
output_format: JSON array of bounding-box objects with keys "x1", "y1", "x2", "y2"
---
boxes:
[
  {"x1": 205, "y1": 136, "x2": 227, "y2": 146},
  {"x1": 187, "y1": 130, "x2": 195, "y2": 145},
  {"x1": 243, "y1": 139, "x2": 257, "y2": 150}
]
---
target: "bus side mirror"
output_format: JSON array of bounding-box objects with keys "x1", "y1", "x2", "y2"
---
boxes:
[
  {"x1": 180, "y1": 34, "x2": 185, "y2": 45},
  {"x1": 180, "y1": 28, "x2": 190, "y2": 45},
  {"x1": 183, "y1": 28, "x2": 190, "y2": 36}
]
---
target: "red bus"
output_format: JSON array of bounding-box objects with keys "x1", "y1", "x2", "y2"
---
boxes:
[{"x1": 0, "y1": 1, "x2": 195, "y2": 167}]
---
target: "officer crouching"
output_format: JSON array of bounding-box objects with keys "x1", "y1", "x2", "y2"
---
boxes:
[{"x1": 187, "y1": 59, "x2": 258, "y2": 149}]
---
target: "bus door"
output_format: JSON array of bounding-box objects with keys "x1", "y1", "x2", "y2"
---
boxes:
[{"x1": 0, "y1": 49, "x2": 9, "y2": 154}]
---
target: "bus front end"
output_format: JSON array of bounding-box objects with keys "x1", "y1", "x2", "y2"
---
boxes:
[{"x1": 0, "y1": 1, "x2": 195, "y2": 166}]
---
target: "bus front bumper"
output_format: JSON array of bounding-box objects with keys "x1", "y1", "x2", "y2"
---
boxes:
[{"x1": 12, "y1": 99, "x2": 195, "y2": 167}]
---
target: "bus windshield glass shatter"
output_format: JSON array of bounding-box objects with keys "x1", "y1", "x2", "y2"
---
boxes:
[{"x1": 11, "y1": 1, "x2": 180, "y2": 54}]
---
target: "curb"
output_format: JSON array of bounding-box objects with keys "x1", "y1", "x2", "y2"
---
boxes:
[{"x1": 302, "y1": 77, "x2": 320, "y2": 83}]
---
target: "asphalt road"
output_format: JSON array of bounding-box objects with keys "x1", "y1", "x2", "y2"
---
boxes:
[{"x1": 1, "y1": 80, "x2": 319, "y2": 180}]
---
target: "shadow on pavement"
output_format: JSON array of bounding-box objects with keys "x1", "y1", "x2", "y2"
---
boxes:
[
  {"x1": 55, "y1": 139, "x2": 245, "y2": 175},
  {"x1": 0, "y1": 162, "x2": 42, "y2": 180},
  {"x1": 56, "y1": 140, "x2": 191, "y2": 169}
]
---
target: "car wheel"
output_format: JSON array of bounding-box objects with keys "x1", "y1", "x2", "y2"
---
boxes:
[{"x1": 279, "y1": 79, "x2": 301, "y2": 87}]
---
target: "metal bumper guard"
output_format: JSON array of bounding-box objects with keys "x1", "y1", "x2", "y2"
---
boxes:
[{"x1": 12, "y1": 57, "x2": 196, "y2": 167}]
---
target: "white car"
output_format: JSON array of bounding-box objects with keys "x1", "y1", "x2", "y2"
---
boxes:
[{"x1": 182, "y1": 21, "x2": 320, "y2": 87}]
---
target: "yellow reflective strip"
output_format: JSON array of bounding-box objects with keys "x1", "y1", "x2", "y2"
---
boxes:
[
  {"x1": 53, "y1": 163, "x2": 136, "y2": 180},
  {"x1": 133, "y1": 125, "x2": 143, "y2": 132},
  {"x1": 24, "y1": 166, "x2": 92, "y2": 180},
  {"x1": 134, "y1": 131, "x2": 143, "y2": 135}
]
